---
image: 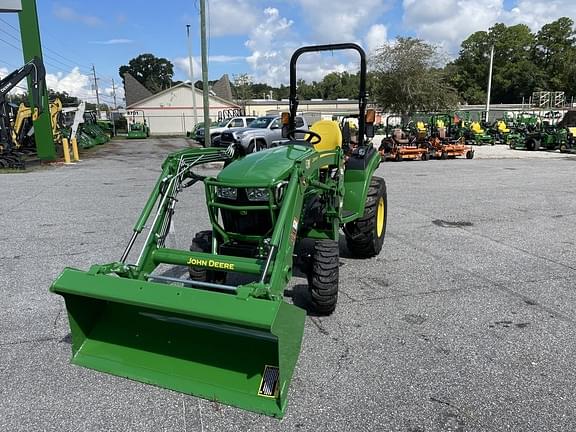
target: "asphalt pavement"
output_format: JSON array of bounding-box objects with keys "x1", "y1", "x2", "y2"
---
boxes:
[{"x1": 1, "y1": 138, "x2": 575, "y2": 432}]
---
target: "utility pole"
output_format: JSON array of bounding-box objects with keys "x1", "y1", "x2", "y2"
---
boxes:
[
  {"x1": 91, "y1": 64, "x2": 101, "y2": 119},
  {"x1": 199, "y1": 0, "x2": 210, "y2": 144},
  {"x1": 485, "y1": 45, "x2": 494, "y2": 123},
  {"x1": 111, "y1": 78, "x2": 117, "y2": 109},
  {"x1": 186, "y1": 24, "x2": 199, "y2": 129}
]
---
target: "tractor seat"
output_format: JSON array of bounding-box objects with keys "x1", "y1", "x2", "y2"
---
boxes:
[
  {"x1": 471, "y1": 122, "x2": 484, "y2": 134},
  {"x1": 309, "y1": 120, "x2": 342, "y2": 152},
  {"x1": 497, "y1": 121, "x2": 510, "y2": 133},
  {"x1": 392, "y1": 128, "x2": 409, "y2": 144}
]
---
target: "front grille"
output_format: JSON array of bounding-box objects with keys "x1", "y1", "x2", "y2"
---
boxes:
[
  {"x1": 217, "y1": 189, "x2": 273, "y2": 236},
  {"x1": 220, "y1": 132, "x2": 236, "y2": 144}
]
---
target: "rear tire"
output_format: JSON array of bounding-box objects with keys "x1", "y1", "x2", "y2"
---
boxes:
[
  {"x1": 308, "y1": 240, "x2": 339, "y2": 315},
  {"x1": 466, "y1": 150, "x2": 474, "y2": 159},
  {"x1": 344, "y1": 176, "x2": 387, "y2": 258}
]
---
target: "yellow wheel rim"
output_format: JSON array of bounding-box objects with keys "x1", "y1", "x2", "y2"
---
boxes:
[{"x1": 376, "y1": 197, "x2": 385, "y2": 237}]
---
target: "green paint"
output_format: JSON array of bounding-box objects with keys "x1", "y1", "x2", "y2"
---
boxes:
[
  {"x1": 18, "y1": 0, "x2": 55, "y2": 160},
  {"x1": 51, "y1": 141, "x2": 379, "y2": 417}
]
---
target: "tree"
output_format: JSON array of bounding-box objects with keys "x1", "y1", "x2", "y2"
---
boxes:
[
  {"x1": 119, "y1": 53, "x2": 174, "y2": 93},
  {"x1": 232, "y1": 73, "x2": 254, "y2": 103},
  {"x1": 370, "y1": 37, "x2": 459, "y2": 117},
  {"x1": 448, "y1": 22, "x2": 555, "y2": 104},
  {"x1": 535, "y1": 17, "x2": 576, "y2": 98},
  {"x1": 48, "y1": 90, "x2": 80, "y2": 106}
]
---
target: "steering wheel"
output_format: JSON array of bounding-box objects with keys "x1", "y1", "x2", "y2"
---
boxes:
[{"x1": 287, "y1": 129, "x2": 322, "y2": 145}]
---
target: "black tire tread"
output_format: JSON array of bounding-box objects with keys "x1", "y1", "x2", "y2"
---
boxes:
[
  {"x1": 308, "y1": 240, "x2": 339, "y2": 315},
  {"x1": 189, "y1": 230, "x2": 212, "y2": 281},
  {"x1": 344, "y1": 176, "x2": 387, "y2": 258}
]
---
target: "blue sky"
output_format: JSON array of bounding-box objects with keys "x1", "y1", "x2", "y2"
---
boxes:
[{"x1": 0, "y1": 0, "x2": 572, "y2": 106}]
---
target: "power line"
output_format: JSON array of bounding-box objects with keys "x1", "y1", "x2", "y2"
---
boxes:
[
  {"x1": 0, "y1": 26, "x2": 20, "y2": 42},
  {"x1": 0, "y1": 35, "x2": 22, "y2": 51}
]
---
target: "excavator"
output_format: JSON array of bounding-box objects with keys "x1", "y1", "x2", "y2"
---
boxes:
[{"x1": 0, "y1": 57, "x2": 46, "y2": 168}]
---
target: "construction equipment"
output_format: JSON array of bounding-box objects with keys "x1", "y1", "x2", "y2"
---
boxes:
[
  {"x1": 61, "y1": 102, "x2": 98, "y2": 150},
  {"x1": 0, "y1": 57, "x2": 46, "y2": 168},
  {"x1": 127, "y1": 110, "x2": 150, "y2": 139},
  {"x1": 50, "y1": 43, "x2": 386, "y2": 418}
]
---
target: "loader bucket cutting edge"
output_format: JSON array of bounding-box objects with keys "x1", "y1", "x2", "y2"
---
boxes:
[{"x1": 51, "y1": 268, "x2": 305, "y2": 417}]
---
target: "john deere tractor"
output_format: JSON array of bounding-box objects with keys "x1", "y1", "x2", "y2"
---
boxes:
[{"x1": 50, "y1": 43, "x2": 386, "y2": 418}]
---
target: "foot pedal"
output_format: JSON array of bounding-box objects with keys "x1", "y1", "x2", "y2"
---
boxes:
[{"x1": 258, "y1": 365, "x2": 279, "y2": 398}]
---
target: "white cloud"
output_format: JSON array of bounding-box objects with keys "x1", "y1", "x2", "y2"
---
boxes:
[
  {"x1": 244, "y1": 7, "x2": 362, "y2": 86},
  {"x1": 207, "y1": 0, "x2": 259, "y2": 36},
  {"x1": 502, "y1": 0, "x2": 576, "y2": 30},
  {"x1": 403, "y1": 0, "x2": 504, "y2": 53},
  {"x1": 403, "y1": 0, "x2": 576, "y2": 54},
  {"x1": 297, "y1": 0, "x2": 390, "y2": 43},
  {"x1": 53, "y1": 5, "x2": 102, "y2": 27},
  {"x1": 173, "y1": 55, "x2": 246, "y2": 80},
  {"x1": 365, "y1": 24, "x2": 388, "y2": 52},
  {"x1": 89, "y1": 39, "x2": 134, "y2": 45},
  {"x1": 44, "y1": 67, "x2": 111, "y2": 104}
]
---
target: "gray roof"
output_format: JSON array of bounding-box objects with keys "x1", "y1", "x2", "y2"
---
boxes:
[
  {"x1": 212, "y1": 74, "x2": 233, "y2": 102},
  {"x1": 123, "y1": 72, "x2": 153, "y2": 107}
]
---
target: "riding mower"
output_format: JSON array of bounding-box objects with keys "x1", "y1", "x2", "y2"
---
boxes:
[
  {"x1": 378, "y1": 115, "x2": 429, "y2": 161},
  {"x1": 127, "y1": 110, "x2": 150, "y2": 139},
  {"x1": 50, "y1": 43, "x2": 387, "y2": 418},
  {"x1": 466, "y1": 121, "x2": 494, "y2": 145},
  {"x1": 427, "y1": 114, "x2": 474, "y2": 159}
]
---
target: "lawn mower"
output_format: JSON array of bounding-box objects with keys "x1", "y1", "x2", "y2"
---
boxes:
[
  {"x1": 427, "y1": 114, "x2": 474, "y2": 159},
  {"x1": 50, "y1": 43, "x2": 387, "y2": 418},
  {"x1": 378, "y1": 115, "x2": 429, "y2": 161},
  {"x1": 127, "y1": 110, "x2": 150, "y2": 139}
]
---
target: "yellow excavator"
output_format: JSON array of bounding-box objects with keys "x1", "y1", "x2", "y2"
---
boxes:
[{"x1": 9, "y1": 98, "x2": 63, "y2": 156}]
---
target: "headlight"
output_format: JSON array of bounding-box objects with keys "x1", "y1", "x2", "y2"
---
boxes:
[
  {"x1": 216, "y1": 186, "x2": 237, "y2": 200},
  {"x1": 246, "y1": 187, "x2": 270, "y2": 201},
  {"x1": 274, "y1": 181, "x2": 288, "y2": 202}
]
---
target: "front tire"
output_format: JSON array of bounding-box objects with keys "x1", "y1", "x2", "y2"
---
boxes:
[
  {"x1": 308, "y1": 240, "x2": 339, "y2": 315},
  {"x1": 189, "y1": 231, "x2": 226, "y2": 283},
  {"x1": 344, "y1": 176, "x2": 387, "y2": 258}
]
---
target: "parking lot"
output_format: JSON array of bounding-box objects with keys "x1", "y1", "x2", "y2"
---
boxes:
[{"x1": 1, "y1": 138, "x2": 576, "y2": 431}]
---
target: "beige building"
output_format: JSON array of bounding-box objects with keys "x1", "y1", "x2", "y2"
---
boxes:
[
  {"x1": 244, "y1": 99, "x2": 364, "y2": 118},
  {"x1": 126, "y1": 82, "x2": 241, "y2": 135}
]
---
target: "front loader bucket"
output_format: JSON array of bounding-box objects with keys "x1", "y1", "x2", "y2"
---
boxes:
[{"x1": 51, "y1": 268, "x2": 305, "y2": 417}]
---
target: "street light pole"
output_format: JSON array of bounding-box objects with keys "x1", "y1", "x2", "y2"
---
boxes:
[
  {"x1": 199, "y1": 0, "x2": 210, "y2": 145},
  {"x1": 485, "y1": 45, "x2": 494, "y2": 123},
  {"x1": 186, "y1": 24, "x2": 198, "y2": 129}
]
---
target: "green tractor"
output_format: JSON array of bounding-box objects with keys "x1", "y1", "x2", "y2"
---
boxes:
[
  {"x1": 50, "y1": 43, "x2": 386, "y2": 418},
  {"x1": 127, "y1": 110, "x2": 150, "y2": 139},
  {"x1": 522, "y1": 123, "x2": 568, "y2": 151}
]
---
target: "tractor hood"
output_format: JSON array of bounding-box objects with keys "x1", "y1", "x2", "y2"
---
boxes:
[{"x1": 217, "y1": 144, "x2": 312, "y2": 186}]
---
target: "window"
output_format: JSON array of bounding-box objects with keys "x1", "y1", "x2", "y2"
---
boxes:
[
  {"x1": 270, "y1": 119, "x2": 281, "y2": 129},
  {"x1": 295, "y1": 117, "x2": 305, "y2": 128},
  {"x1": 248, "y1": 117, "x2": 274, "y2": 128},
  {"x1": 230, "y1": 118, "x2": 244, "y2": 127}
]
